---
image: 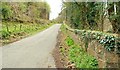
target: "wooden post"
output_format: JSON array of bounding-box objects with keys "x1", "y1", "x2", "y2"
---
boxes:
[
  {"x1": 14, "y1": 24, "x2": 16, "y2": 31},
  {"x1": 20, "y1": 24, "x2": 22, "y2": 30},
  {"x1": 6, "y1": 23, "x2": 9, "y2": 32}
]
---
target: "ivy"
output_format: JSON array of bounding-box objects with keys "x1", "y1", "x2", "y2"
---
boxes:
[
  {"x1": 99, "y1": 35, "x2": 115, "y2": 51},
  {"x1": 74, "y1": 30, "x2": 119, "y2": 52}
]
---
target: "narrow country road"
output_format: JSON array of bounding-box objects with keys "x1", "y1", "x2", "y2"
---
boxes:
[{"x1": 2, "y1": 24, "x2": 61, "y2": 68}]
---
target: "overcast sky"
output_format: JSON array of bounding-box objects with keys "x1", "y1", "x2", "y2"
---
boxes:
[{"x1": 45, "y1": 0, "x2": 62, "y2": 20}]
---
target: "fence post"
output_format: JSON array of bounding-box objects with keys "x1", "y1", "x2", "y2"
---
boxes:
[
  {"x1": 14, "y1": 24, "x2": 16, "y2": 31},
  {"x1": 6, "y1": 23, "x2": 9, "y2": 32},
  {"x1": 20, "y1": 24, "x2": 22, "y2": 30}
]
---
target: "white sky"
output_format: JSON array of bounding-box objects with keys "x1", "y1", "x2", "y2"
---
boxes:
[{"x1": 45, "y1": 0, "x2": 62, "y2": 20}]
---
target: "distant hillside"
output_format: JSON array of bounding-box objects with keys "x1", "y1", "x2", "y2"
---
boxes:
[{"x1": 1, "y1": 2, "x2": 50, "y2": 23}]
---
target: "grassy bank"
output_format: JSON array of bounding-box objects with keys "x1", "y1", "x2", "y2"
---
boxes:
[
  {"x1": 1, "y1": 21, "x2": 54, "y2": 45},
  {"x1": 65, "y1": 36, "x2": 98, "y2": 68},
  {"x1": 60, "y1": 24, "x2": 98, "y2": 68}
]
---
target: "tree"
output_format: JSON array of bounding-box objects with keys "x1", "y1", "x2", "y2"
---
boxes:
[
  {"x1": 108, "y1": 2, "x2": 120, "y2": 33},
  {"x1": 58, "y1": 1, "x2": 120, "y2": 34},
  {"x1": 1, "y1": 2, "x2": 51, "y2": 22}
]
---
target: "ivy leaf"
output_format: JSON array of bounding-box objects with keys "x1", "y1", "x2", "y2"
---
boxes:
[{"x1": 96, "y1": 36, "x2": 100, "y2": 40}]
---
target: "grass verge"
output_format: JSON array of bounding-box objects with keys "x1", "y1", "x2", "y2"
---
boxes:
[
  {"x1": 60, "y1": 24, "x2": 98, "y2": 68},
  {"x1": 1, "y1": 21, "x2": 54, "y2": 45}
]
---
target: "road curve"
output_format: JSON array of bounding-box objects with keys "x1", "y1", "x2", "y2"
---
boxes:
[{"x1": 2, "y1": 24, "x2": 61, "y2": 68}]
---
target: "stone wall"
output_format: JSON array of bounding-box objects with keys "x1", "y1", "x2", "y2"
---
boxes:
[
  {"x1": 67, "y1": 29, "x2": 120, "y2": 68},
  {"x1": 87, "y1": 40, "x2": 119, "y2": 68},
  {"x1": 103, "y1": 18, "x2": 113, "y2": 32}
]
